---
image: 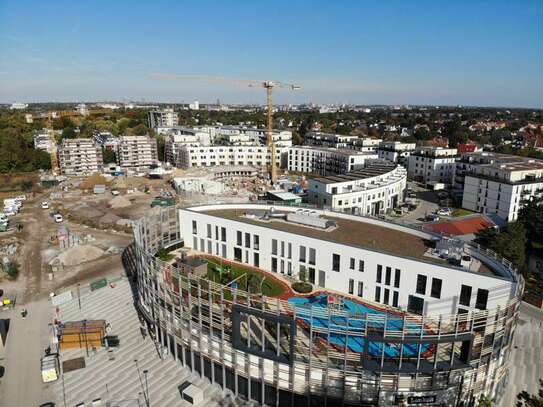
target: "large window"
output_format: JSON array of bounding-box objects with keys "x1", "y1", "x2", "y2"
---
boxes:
[
  {"x1": 299, "y1": 246, "x2": 306, "y2": 263},
  {"x1": 245, "y1": 233, "x2": 251, "y2": 248},
  {"x1": 221, "y1": 227, "x2": 226, "y2": 242},
  {"x1": 375, "y1": 286, "x2": 381, "y2": 302},
  {"x1": 357, "y1": 282, "x2": 363, "y2": 297},
  {"x1": 271, "y1": 257, "x2": 278, "y2": 273},
  {"x1": 309, "y1": 248, "x2": 316, "y2": 265},
  {"x1": 253, "y1": 234, "x2": 259, "y2": 250},
  {"x1": 359, "y1": 260, "x2": 364, "y2": 272},
  {"x1": 431, "y1": 278, "x2": 442, "y2": 299},
  {"x1": 408, "y1": 295, "x2": 424, "y2": 315},
  {"x1": 234, "y1": 247, "x2": 242, "y2": 262},
  {"x1": 416, "y1": 274, "x2": 427, "y2": 295},
  {"x1": 383, "y1": 288, "x2": 390, "y2": 305},
  {"x1": 394, "y1": 269, "x2": 400, "y2": 288},
  {"x1": 376, "y1": 265, "x2": 382, "y2": 283},
  {"x1": 392, "y1": 291, "x2": 399, "y2": 307},
  {"x1": 459, "y1": 285, "x2": 472, "y2": 307},
  {"x1": 254, "y1": 253, "x2": 259, "y2": 268},
  {"x1": 272, "y1": 239, "x2": 278, "y2": 255},
  {"x1": 350, "y1": 258, "x2": 355, "y2": 270},
  {"x1": 332, "y1": 253, "x2": 340, "y2": 272},
  {"x1": 348, "y1": 279, "x2": 354, "y2": 294},
  {"x1": 385, "y1": 267, "x2": 391, "y2": 286},
  {"x1": 476, "y1": 289, "x2": 489, "y2": 310},
  {"x1": 237, "y1": 231, "x2": 242, "y2": 246},
  {"x1": 207, "y1": 223, "x2": 212, "y2": 238},
  {"x1": 192, "y1": 220, "x2": 197, "y2": 234}
]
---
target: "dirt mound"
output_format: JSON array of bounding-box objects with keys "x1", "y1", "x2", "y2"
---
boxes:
[
  {"x1": 108, "y1": 196, "x2": 131, "y2": 209},
  {"x1": 80, "y1": 174, "x2": 110, "y2": 190},
  {"x1": 57, "y1": 244, "x2": 105, "y2": 266},
  {"x1": 98, "y1": 213, "x2": 121, "y2": 226},
  {"x1": 71, "y1": 203, "x2": 105, "y2": 219}
]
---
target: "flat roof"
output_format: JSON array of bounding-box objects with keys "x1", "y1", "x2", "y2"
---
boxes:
[
  {"x1": 267, "y1": 191, "x2": 301, "y2": 200},
  {"x1": 291, "y1": 145, "x2": 375, "y2": 156},
  {"x1": 203, "y1": 208, "x2": 432, "y2": 260},
  {"x1": 312, "y1": 163, "x2": 399, "y2": 184}
]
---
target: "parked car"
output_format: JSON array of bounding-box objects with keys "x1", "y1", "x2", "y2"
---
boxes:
[
  {"x1": 53, "y1": 214, "x2": 63, "y2": 223},
  {"x1": 437, "y1": 207, "x2": 452, "y2": 216},
  {"x1": 41, "y1": 201, "x2": 49, "y2": 209},
  {"x1": 3, "y1": 207, "x2": 18, "y2": 217},
  {"x1": 426, "y1": 213, "x2": 440, "y2": 222}
]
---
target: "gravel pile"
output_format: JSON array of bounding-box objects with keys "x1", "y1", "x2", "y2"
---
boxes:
[
  {"x1": 108, "y1": 196, "x2": 131, "y2": 209},
  {"x1": 56, "y1": 244, "x2": 105, "y2": 266}
]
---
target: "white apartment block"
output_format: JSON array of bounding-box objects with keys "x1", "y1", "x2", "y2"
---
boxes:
[
  {"x1": 308, "y1": 162, "x2": 407, "y2": 215},
  {"x1": 117, "y1": 136, "x2": 158, "y2": 169},
  {"x1": 407, "y1": 146, "x2": 457, "y2": 185},
  {"x1": 461, "y1": 153, "x2": 543, "y2": 222},
  {"x1": 33, "y1": 130, "x2": 55, "y2": 153},
  {"x1": 377, "y1": 141, "x2": 416, "y2": 166},
  {"x1": 287, "y1": 146, "x2": 378, "y2": 176},
  {"x1": 58, "y1": 138, "x2": 103, "y2": 176},
  {"x1": 350, "y1": 137, "x2": 383, "y2": 153},
  {"x1": 305, "y1": 132, "x2": 360, "y2": 148},
  {"x1": 148, "y1": 108, "x2": 178, "y2": 130},
  {"x1": 178, "y1": 145, "x2": 287, "y2": 169},
  {"x1": 216, "y1": 126, "x2": 292, "y2": 147}
]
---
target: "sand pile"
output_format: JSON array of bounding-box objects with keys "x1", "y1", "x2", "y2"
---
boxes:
[
  {"x1": 57, "y1": 244, "x2": 105, "y2": 266},
  {"x1": 98, "y1": 213, "x2": 121, "y2": 226},
  {"x1": 109, "y1": 196, "x2": 131, "y2": 209},
  {"x1": 71, "y1": 203, "x2": 104, "y2": 219}
]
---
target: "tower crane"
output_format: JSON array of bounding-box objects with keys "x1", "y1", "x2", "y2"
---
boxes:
[{"x1": 150, "y1": 74, "x2": 301, "y2": 182}]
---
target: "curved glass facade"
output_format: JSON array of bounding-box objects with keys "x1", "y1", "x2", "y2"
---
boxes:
[{"x1": 131, "y1": 207, "x2": 522, "y2": 407}]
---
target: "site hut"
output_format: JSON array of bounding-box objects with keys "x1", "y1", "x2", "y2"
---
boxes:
[
  {"x1": 133, "y1": 203, "x2": 523, "y2": 406},
  {"x1": 265, "y1": 190, "x2": 302, "y2": 204},
  {"x1": 460, "y1": 153, "x2": 543, "y2": 222},
  {"x1": 407, "y1": 146, "x2": 458, "y2": 186},
  {"x1": 307, "y1": 161, "x2": 407, "y2": 215}
]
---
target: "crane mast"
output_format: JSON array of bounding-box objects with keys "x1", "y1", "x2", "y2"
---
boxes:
[{"x1": 264, "y1": 82, "x2": 277, "y2": 181}]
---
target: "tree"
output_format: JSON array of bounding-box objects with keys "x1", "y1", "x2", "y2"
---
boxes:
[
  {"x1": 475, "y1": 222, "x2": 526, "y2": 269},
  {"x1": 478, "y1": 394, "x2": 493, "y2": 407},
  {"x1": 518, "y1": 197, "x2": 543, "y2": 250},
  {"x1": 61, "y1": 127, "x2": 76, "y2": 139},
  {"x1": 102, "y1": 147, "x2": 117, "y2": 164},
  {"x1": 517, "y1": 380, "x2": 543, "y2": 407}
]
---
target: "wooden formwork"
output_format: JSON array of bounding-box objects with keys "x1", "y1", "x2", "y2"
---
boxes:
[{"x1": 58, "y1": 320, "x2": 106, "y2": 350}]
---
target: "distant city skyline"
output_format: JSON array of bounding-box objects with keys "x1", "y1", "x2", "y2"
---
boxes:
[{"x1": 1, "y1": 0, "x2": 542, "y2": 108}]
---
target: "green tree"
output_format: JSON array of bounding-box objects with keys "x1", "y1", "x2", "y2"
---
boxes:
[
  {"x1": 475, "y1": 222, "x2": 526, "y2": 269},
  {"x1": 478, "y1": 394, "x2": 493, "y2": 407},
  {"x1": 61, "y1": 127, "x2": 76, "y2": 139},
  {"x1": 518, "y1": 197, "x2": 543, "y2": 250},
  {"x1": 517, "y1": 380, "x2": 543, "y2": 407},
  {"x1": 102, "y1": 147, "x2": 117, "y2": 164}
]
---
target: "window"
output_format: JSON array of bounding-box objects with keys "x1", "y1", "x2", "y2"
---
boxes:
[
  {"x1": 287, "y1": 243, "x2": 292, "y2": 259},
  {"x1": 357, "y1": 282, "x2": 363, "y2": 297},
  {"x1": 431, "y1": 278, "x2": 442, "y2": 299},
  {"x1": 299, "y1": 246, "x2": 306, "y2": 262},
  {"x1": 308, "y1": 268, "x2": 315, "y2": 284},
  {"x1": 332, "y1": 254, "x2": 340, "y2": 272},
  {"x1": 392, "y1": 291, "x2": 399, "y2": 307},
  {"x1": 416, "y1": 274, "x2": 427, "y2": 295},
  {"x1": 384, "y1": 288, "x2": 390, "y2": 305},
  {"x1": 254, "y1": 234, "x2": 259, "y2": 250},
  {"x1": 375, "y1": 286, "x2": 381, "y2": 302},
  {"x1": 254, "y1": 253, "x2": 259, "y2": 268},
  {"x1": 476, "y1": 289, "x2": 489, "y2": 310},
  {"x1": 385, "y1": 267, "x2": 391, "y2": 285},
  {"x1": 407, "y1": 295, "x2": 424, "y2": 315},
  {"x1": 280, "y1": 260, "x2": 285, "y2": 274},
  {"x1": 215, "y1": 225, "x2": 219, "y2": 240},
  {"x1": 192, "y1": 220, "x2": 197, "y2": 234},
  {"x1": 359, "y1": 260, "x2": 364, "y2": 272},
  {"x1": 376, "y1": 265, "x2": 382, "y2": 283},
  {"x1": 281, "y1": 241, "x2": 285, "y2": 257},
  {"x1": 348, "y1": 279, "x2": 354, "y2": 294},
  {"x1": 234, "y1": 247, "x2": 242, "y2": 262},
  {"x1": 309, "y1": 248, "x2": 316, "y2": 265},
  {"x1": 350, "y1": 258, "x2": 355, "y2": 270},
  {"x1": 271, "y1": 257, "x2": 278, "y2": 272},
  {"x1": 459, "y1": 285, "x2": 472, "y2": 307},
  {"x1": 272, "y1": 239, "x2": 278, "y2": 255},
  {"x1": 207, "y1": 224, "x2": 212, "y2": 238},
  {"x1": 245, "y1": 233, "x2": 250, "y2": 248},
  {"x1": 237, "y1": 231, "x2": 242, "y2": 246},
  {"x1": 221, "y1": 227, "x2": 226, "y2": 242},
  {"x1": 394, "y1": 269, "x2": 400, "y2": 288}
]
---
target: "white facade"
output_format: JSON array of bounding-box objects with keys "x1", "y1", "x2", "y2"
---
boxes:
[
  {"x1": 308, "y1": 163, "x2": 407, "y2": 215},
  {"x1": 288, "y1": 146, "x2": 378, "y2": 175},
  {"x1": 178, "y1": 145, "x2": 287, "y2": 169},
  {"x1": 461, "y1": 155, "x2": 543, "y2": 222},
  {"x1": 58, "y1": 138, "x2": 103, "y2": 176},
  {"x1": 33, "y1": 130, "x2": 55, "y2": 153},
  {"x1": 117, "y1": 136, "x2": 158, "y2": 168},
  {"x1": 305, "y1": 132, "x2": 359, "y2": 148},
  {"x1": 377, "y1": 141, "x2": 416, "y2": 165},
  {"x1": 9, "y1": 103, "x2": 28, "y2": 110},
  {"x1": 216, "y1": 126, "x2": 292, "y2": 147},
  {"x1": 148, "y1": 108, "x2": 178, "y2": 129},
  {"x1": 407, "y1": 146, "x2": 457, "y2": 185},
  {"x1": 181, "y1": 203, "x2": 518, "y2": 316}
]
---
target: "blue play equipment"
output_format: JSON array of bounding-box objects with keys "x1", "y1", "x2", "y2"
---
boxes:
[{"x1": 288, "y1": 294, "x2": 433, "y2": 358}]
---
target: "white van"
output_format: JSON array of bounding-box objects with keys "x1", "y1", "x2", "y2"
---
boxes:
[
  {"x1": 53, "y1": 214, "x2": 63, "y2": 223},
  {"x1": 3, "y1": 207, "x2": 18, "y2": 217}
]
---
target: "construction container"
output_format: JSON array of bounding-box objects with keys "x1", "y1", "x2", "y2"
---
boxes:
[
  {"x1": 41, "y1": 353, "x2": 60, "y2": 383},
  {"x1": 58, "y1": 320, "x2": 106, "y2": 350}
]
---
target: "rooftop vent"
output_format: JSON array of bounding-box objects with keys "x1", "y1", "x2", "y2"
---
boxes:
[{"x1": 286, "y1": 211, "x2": 334, "y2": 229}]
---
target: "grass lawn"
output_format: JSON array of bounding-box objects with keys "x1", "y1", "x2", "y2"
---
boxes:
[
  {"x1": 452, "y1": 208, "x2": 474, "y2": 217},
  {"x1": 205, "y1": 258, "x2": 285, "y2": 298}
]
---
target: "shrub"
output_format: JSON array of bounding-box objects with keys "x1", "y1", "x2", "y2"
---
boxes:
[
  {"x1": 5, "y1": 262, "x2": 19, "y2": 280},
  {"x1": 292, "y1": 281, "x2": 312, "y2": 294}
]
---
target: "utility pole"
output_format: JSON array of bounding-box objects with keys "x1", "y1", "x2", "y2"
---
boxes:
[{"x1": 77, "y1": 283, "x2": 81, "y2": 310}]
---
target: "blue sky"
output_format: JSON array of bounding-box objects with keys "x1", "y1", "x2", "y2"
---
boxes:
[{"x1": 1, "y1": 0, "x2": 542, "y2": 107}]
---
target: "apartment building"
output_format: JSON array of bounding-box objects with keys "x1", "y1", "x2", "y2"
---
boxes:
[
  {"x1": 148, "y1": 108, "x2": 178, "y2": 130},
  {"x1": 177, "y1": 145, "x2": 287, "y2": 169},
  {"x1": 33, "y1": 129, "x2": 55, "y2": 153},
  {"x1": 460, "y1": 153, "x2": 543, "y2": 221},
  {"x1": 305, "y1": 131, "x2": 359, "y2": 148},
  {"x1": 287, "y1": 146, "x2": 378, "y2": 175},
  {"x1": 58, "y1": 138, "x2": 103, "y2": 176},
  {"x1": 308, "y1": 161, "x2": 407, "y2": 215},
  {"x1": 117, "y1": 136, "x2": 158, "y2": 169},
  {"x1": 407, "y1": 146, "x2": 457, "y2": 185},
  {"x1": 377, "y1": 141, "x2": 416, "y2": 166},
  {"x1": 215, "y1": 126, "x2": 292, "y2": 147}
]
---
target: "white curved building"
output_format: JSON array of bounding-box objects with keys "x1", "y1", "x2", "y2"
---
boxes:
[
  {"x1": 308, "y1": 162, "x2": 407, "y2": 215},
  {"x1": 132, "y1": 204, "x2": 523, "y2": 406}
]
